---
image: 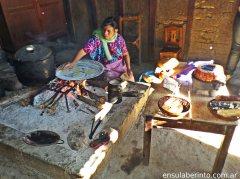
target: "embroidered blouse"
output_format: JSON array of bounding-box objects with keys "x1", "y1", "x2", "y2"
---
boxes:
[{"x1": 83, "y1": 34, "x2": 128, "y2": 65}]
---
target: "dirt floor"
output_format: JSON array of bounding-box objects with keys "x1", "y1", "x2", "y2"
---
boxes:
[
  {"x1": 98, "y1": 97, "x2": 240, "y2": 179},
  {"x1": 1, "y1": 61, "x2": 240, "y2": 179}
]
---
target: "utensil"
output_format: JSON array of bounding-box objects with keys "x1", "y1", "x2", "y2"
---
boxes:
[
  {"x1": 55, "y1": 59, "x2": 104, "y2": 81},
  {"x1": 23, "y1": 130, "x2": 64, "y2": 146}
]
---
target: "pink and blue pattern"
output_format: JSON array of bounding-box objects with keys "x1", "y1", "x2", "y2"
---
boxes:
[{"x1": 83, "y1": 34, "x2": 128, "y2": 66}]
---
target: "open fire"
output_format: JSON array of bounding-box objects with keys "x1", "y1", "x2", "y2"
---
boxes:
[
  {"x1": 33, "y1": 78, "x2": 106, "y2": 116},
  {"x1": 31, "y1": 78, "x2": 114, "y2": 139}
]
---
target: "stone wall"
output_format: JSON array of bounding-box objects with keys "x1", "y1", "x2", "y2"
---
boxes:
[
  {"x1": 188, "y1": 0, "x2": 237, "y2": 66},
  {"x1": 154, "y1": 0, "x2": 189, "y2": 60},
  {"x1": 154, "y1": 0, "x2": 238, "y2": 67}
]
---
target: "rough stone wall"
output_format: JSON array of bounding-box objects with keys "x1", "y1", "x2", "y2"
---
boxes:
[
  {"x1": 188, "y1": 0, "x2": 237, "y2": 66},
  {"x1": 154, "y1": 0, "x2": 189, "y2": 59}
]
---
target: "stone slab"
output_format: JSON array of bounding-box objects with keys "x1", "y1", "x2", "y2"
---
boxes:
[{"x1": 0, "y1": 82, "x2": 150, "y2": 178}]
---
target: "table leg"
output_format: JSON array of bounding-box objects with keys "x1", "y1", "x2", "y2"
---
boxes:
[
  {"x1": 212, "y1": 125, "x2": 236, "y2": 174},
  {"x1": 143, "y1": 116, "x2": 153, "y2": 165}
]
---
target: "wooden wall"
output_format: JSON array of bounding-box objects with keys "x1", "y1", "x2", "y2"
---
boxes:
[
  {"x1": 66, "y1": 0, "x2": 150, "y2": 63},
  {"x1": 66, "y1": 0, "x2": 93, "y2": 47}
]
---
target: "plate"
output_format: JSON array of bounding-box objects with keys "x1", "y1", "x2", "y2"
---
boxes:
[
  {"x1": 56, "y1": 59, "x2": 104, "y2": 81},
  {"x1": 208, "y1": 96, "x2": 240, "y2": 121},
  {"x1": 158, "y1": 96, "x2": 190, "y2": 118},
  {"x1": 139, "y1": 71, "x2": 162, "y2": 84}
]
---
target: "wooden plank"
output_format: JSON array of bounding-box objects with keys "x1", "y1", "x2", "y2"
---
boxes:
[
  {"x1": 62, "y1": 0, "x2": 75, "y2": 41},
  {"x1": 118, "y1": 0, "x2": 124, "y2": 16},
  {"x1": 153, "y1": 119, "x2": 226, "y2": 134},
  {"x1": 212, "y1": 125, "x2": 236, "y2": 174},
  {"x1": 88, "y1": 0, "x2": 98, "y2": 29},
  {"x1": 183, "y1": 0, "x2": 195, "y2": 60},
  {"x1": 148, "y1": 0, "x2": 157, "y2": 60},
  {"x1": 143, "y1": 116, "x2": 153, "y2": 165}
]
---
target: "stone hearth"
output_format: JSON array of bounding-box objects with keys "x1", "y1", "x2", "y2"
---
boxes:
[{"x1": 0, "y1": 81, "x2": 150, "y2": 178}]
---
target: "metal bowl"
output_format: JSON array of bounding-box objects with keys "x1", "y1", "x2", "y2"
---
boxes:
[{"x1": 23, "y1": 130, "x2": 64, "y2": 146}]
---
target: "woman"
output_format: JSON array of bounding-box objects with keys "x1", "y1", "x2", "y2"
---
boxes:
[{"x1": 64, "y1": 16, "x2": 134, "y2": 81}]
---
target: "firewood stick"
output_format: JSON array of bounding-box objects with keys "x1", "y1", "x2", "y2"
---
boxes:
[
  {"x1": 82, "y1": 89, "x2": 106, "y2": 104},
  {"x1": 40, "y1": 85, "x2": 68, "y2": 108},
  {"x1": 40, "y1": 92, "x2": 60, "y2": 108},
  {"x1": 75, "y1": 95, "x2": 103, "y2": 109},
  {"x1": 48, "y1": 87, "x2": 73, "y2": 108}
]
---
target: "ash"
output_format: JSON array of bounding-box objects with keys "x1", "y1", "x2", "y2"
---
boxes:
[{"x1": 0, "y1": 86, "x2": 108, "y2": 149}]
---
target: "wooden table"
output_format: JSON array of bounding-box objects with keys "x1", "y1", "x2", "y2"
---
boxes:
[{"x1": 143, "y1": 85, "x2": 238, "y2": 174}]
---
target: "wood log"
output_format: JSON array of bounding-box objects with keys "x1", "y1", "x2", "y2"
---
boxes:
[{"x1": 75, "y1": 95, "x2": 103, "y2": 109}]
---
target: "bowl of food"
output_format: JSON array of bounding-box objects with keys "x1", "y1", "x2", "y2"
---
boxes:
[
  {"x1": 158, "y1": 96, "x2": 190, "y2": 117},
  {"x1": 208, "y1": 95, "x2": 240, "y2": 121}
]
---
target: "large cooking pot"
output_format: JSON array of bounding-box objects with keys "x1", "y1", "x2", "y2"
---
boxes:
[{"x1": 14, "y1": 44, "x2": 55, "y2": 86}]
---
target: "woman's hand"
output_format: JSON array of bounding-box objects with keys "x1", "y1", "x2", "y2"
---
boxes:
[
  {"x1": 126, "y1": 68, "x2": 135, "y2": 82},
  {"x1": 127, "y1": 67, "x2": 133, "y2": 76},
  {"x1": 63, "y1": 62, "x2": 75, "y2": 70}
]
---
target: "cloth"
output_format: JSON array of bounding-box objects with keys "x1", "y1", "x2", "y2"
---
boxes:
[
  {"x1": 105, "y1": 59, "x2": 127, "y2": 80},
  {"x1": 92, "y1": 29, "x2": 117, "y2": 61},
  {"x1": 83, "y1": 34, "x2": 128, "y2": 66}
]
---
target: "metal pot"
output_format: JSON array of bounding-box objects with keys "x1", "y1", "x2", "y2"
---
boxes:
[
  {"x1": 14, "y1": 44, "x2": 55, "y2": 86},
  {"x1": 107, "y1": 78, "x2": 125, "y2": 104}
]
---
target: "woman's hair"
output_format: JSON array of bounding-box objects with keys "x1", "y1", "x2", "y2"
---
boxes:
[{"x1": 101, "y1": 16, "x2": 118, "y2": 29}]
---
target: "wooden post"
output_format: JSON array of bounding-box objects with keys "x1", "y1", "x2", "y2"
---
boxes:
[
  {"x1": 184, "y1": 0, "x2": 196, "y2": 60},
  {"x1": 143, "y1": 115, "x2": 153, "y2": 165},
  {"x1": 118, "y1": 0, "x2": 125, "y2": 16},
  {"x1": 148, "y1": 0, "x2": 157, "y2": 61},
  {"x1": 212, "y1": 125, "x2": 236, "y2": 174},
  {"x1": 88, "y1": 0, "x2": 98, "y2": 29}
]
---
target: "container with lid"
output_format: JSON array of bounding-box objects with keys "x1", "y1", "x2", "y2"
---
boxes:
[{"x1": 14, "y1": 44, "x2": 55, "y2": 85}]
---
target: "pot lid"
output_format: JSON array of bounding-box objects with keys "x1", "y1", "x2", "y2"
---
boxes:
[{"x1": 15, "y1": 44, "x2": 52, "y2": 62}]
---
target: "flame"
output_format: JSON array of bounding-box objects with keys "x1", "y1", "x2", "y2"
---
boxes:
[
  {"x1": 76, "y1": 84, "x2": 82, "y2": 96},
  {"x1": 67, "y1": 92, "x2": 75, "y2": 99},
  {"x1": 69, "y1": 81, "x2": 75, "y2": 87}
]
